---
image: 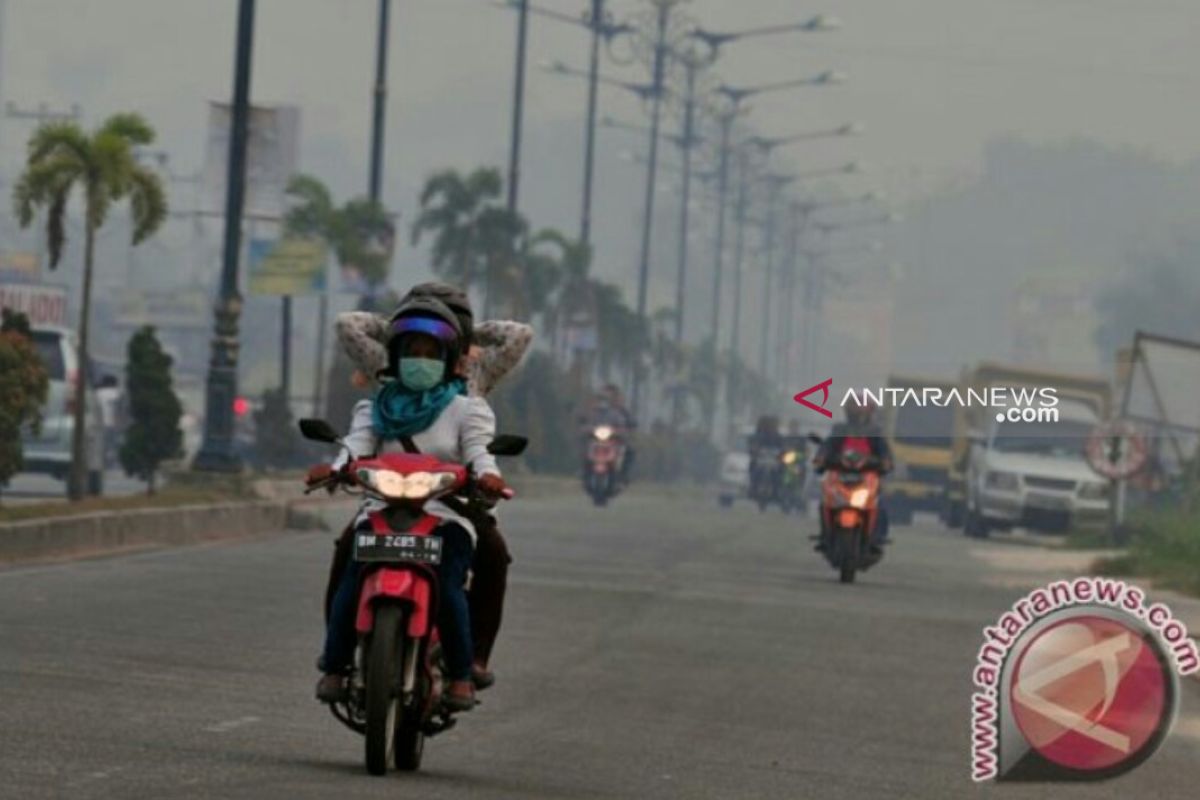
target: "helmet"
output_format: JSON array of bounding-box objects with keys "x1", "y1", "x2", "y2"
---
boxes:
[
  {"x1": 396, "y1": 282, "x2": 474, "y2": 346},
  {"x1": 384, "y1": 295, "x2": 463, "y2": 378},
  {"x1": 845, "y1": 399, "x2": 876, "y2": 426}
]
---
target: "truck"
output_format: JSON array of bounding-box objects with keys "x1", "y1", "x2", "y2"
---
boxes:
[
  {"x1": 947, "y1": 362, "x2": 1111, "y2": 537},
  {"x1": 881, "y1": 374, "x2": 957, "y2": 525}
]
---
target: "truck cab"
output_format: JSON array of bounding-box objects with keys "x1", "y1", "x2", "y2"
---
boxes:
[{"x1": 882, "y1": 375, "x2": 956, "y2": 525}]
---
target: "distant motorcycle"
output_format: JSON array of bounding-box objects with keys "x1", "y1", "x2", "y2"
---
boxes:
[
  {"x1": 299, "y1": 418, "x2": 525, "y2": 776},
  {"x1": 812, "y1": 436, "x2": 885, "y2": 584},
  {"x1": 749, "y1": 447, "x2": 783, "y2": 511},
  {"x1": 584, "y1": 424, "x2": 625, "y2": 506},
  {"x1": 778, "y1": 448, "x2": 808, "y2": 515}
]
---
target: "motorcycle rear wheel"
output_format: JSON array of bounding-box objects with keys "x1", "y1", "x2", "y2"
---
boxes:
[{"x1": 365, "y1": 604, "x2": 406, "y2": 776}]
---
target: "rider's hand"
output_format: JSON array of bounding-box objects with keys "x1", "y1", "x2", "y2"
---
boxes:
[
  {"x1": 477, "y1": 473, "x2": 509, "y2": 499},
  {"x1": 306, "y1": 463, "x2": 334, "y2": 487}
]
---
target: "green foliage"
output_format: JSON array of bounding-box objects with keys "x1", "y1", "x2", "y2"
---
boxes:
[
  {"x1": 489, "y1": 351, "x2": 586, "y2": 474},
  {"x1": 284, "y1": 174, "x2": 394, "y2": 287},
  {"x1": 253, "y1": 387, "x2": 299, "y2": 471},
  {"x1": 119, "y1": 326, "x2": 182, "y2": 493},
  {"x1": 1093, "y1": 508, "x2": 1200, "y2": 596},
  {"x1": 0, "y1": 310, "x2": 50, "y2": 493}
]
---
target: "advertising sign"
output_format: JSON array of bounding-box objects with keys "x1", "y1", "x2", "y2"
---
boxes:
[
  {"x1": 0, "y1": 282, "x2": 68, "y2": 326},
  {"x1": 202, "y1": 102, "x2": 300, "y2": 217},
  {"x1": 247, "y1": 237, "x2": 328, "y2": 296},
  {"x1": 115, "y1": 287, "x2": 210, "y2": 329}
]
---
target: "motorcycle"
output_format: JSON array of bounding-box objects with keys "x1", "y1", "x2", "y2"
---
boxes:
[
  {"x1": 749, "y1": 447, "x2": 783, "y2": 511},
  {"x1": 778, "y1": 448, "x2": 808, "y2": 515},
  {"x1": 299, "y1": 418, "x2": 526, "y2": 776},
  {"x1": 812, "y1": 438, "x2": 885, "y2": 584},
  {"x1": 584, "y1": 424, "x2": 625, "y2": 506}
]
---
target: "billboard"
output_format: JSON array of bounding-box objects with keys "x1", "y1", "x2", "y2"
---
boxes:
[
  {"x1": 202, "y1": 102, "x2": 301, "y2": 218},
  {"x1": 0, "y1": 282, "x2": 68, "y2": 327},
  {"x1": 0, "y1": 251, "x2": 41, "y2": 284},
  {"x1": 115, "y1": 287, "x2": 210, "y2": 329},
  {"x1": 247, "y1": 237, "x2": 328, "y2": 296}
]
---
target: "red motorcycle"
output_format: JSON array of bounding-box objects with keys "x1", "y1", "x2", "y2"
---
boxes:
[
  {"x1": 299, "y1": 418, "x2": 525, "y2": 776},
  {"x1": 584, "y1": 424, "x2": 626, "y2": 506},
  {"x1": 810, "y1": 434, "x2": 886, "y2": 584}
]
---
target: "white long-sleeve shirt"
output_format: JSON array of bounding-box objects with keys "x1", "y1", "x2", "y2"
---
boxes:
[{"x1": 335, "y1": 395, "x2": 501, "y2": 543}]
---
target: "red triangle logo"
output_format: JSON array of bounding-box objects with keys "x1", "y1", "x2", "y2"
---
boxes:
[{"x1": 794, "y1": 379, "x2": 834, "y2": 418}]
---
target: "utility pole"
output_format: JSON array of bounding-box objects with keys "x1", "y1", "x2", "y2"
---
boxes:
[
  {"x1": 506, "y1": 0, "x2": 530, "y2": 212},
  {"x1": 194, "y1": 0, "x2": 256, "y2": 472},
  {"x1": 630, "y1": 0, "x2": 670, "y2": 415},
  {"x1": 579, "y1": 0, "x2": 604, "y2": 245},
  {"x1": 758, "y1": 176, "x2": 792, "y2": 374},
  {"x1": 726, "y1": 148, "x2": 750, "y2": 436},
  {"x1": 368, "y1": 0, "x2": 391, "y2": 205}
]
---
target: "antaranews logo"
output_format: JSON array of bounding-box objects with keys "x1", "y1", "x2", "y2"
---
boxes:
[
  {"x1": 970, "y1": 577, "x2": 1197, "y2": 783},
  {"x1": 792, "y1": 379, "x2": 1062, "y2": 422}
]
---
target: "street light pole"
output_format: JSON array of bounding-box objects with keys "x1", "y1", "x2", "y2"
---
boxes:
[
  {"x1": 506, "y1": 0, "x2": 530, "y2": 212},
  {"x1": 725, "y1": 148, "x2": 750, "y2": 434},
  {"x1": 580, "y1": 0, "x2": 604, "y2": 245},
  {"x1": 758, "y1": 174, "x2": 792, "y2": 374},
  {"x1": 194, "y1": 0, "x2": 256, "y2": 473},
  {"x1": 368, "y1": 0, "x2": 390, "y2": 205},
  {"x1": 630, "y1": 0, "x2": 670, "y2": 415}
]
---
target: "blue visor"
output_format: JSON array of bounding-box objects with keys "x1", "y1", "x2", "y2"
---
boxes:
[{"x1": 391, "y1": 315, "x2": 458, "y2": 343}]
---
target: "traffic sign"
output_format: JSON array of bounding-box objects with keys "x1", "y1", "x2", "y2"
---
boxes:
[{"x1": 1086, "y1": 420, "x2": 1147, "y2": 481}]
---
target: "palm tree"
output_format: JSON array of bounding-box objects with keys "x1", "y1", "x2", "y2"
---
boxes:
[
  {"x1": 13, "y1": 113, "x2": 167, "y2": 500},
  {"x1": 528, "y1": 230, "x2": 593, "y2": 351},
  {"x1": 284, "y1": 174, "x2": 394, "y2": 290}
]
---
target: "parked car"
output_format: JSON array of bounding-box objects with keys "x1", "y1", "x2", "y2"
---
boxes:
[{"x1": 20, "y1": 325, "x2": 105, "y2": 495}]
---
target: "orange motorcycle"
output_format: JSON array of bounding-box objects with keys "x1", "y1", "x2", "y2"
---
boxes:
[{"x1": 812, "y1": 439, "x2": 886, "y2": 584}]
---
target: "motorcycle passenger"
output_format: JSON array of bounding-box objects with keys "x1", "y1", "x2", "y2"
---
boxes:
[
  {"x1": 313, "y1": 297, "x2": 509, "y2": 712},
  {"x1": 813, "y1": 401, "x2": 893, "y2": 552},
  {"x1": 332, "y1": 283, "x2": 531, "y2": 691},
  {"x1": 749, "y1": 415, "x2": 785, "y2": 502}
]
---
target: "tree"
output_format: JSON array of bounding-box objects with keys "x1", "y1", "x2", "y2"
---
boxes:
[
  {"x1": 284, "y1": 174, "x2": 395, "y2": 289},
  {"x1": 253, "y1": 387, "x2": 298, "y2": 471},
  {"x1": 13, "y1": 113, "x2": 167, "y2": 499},
  {"x1": 411, "y1": 167, "x2": 527, "y2": 317},
  {"x1": 0, "y1": 310, "x2": 50, "y2": 501},
  {"x1": 119, "y1": 326, "x2": 182, "y2": 494}
]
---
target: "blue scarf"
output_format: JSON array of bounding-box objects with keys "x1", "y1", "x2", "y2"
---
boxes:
[{"x1": 372, "y1": 377, "x2": 465, "y2": 440}]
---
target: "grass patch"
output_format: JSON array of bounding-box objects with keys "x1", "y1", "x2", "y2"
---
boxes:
[
  {"x1": 0, "y1": 470, "x2": 261, "y2": 525},
  {"x1": 1092, "y1": 509, "x2": 1200, "y2": 597},
  {"x1": 1064, "y1": 526, "x2": 1121, "y2": 550}
]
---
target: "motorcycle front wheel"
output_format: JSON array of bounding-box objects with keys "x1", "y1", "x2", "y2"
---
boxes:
[
  {"x1": 836, "y1": 528, "x2": 860, "y2": 584},
  {"x1": 365, "y1": 603, "x2": 406, "y2": 776}
]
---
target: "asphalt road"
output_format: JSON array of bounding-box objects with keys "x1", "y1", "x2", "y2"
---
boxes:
[{"x1": 1, "y1": 486, "x2": 1197, "y2": 799}]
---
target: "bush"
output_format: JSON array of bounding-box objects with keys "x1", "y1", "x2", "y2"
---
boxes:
[
  {"x1": 119, "y1": 326, "x2": 183, "y2": 493},
  {"x1": 253, "y1": 387, "x2": 301, "y2": 470},
  {"x1": 0, "y1": 310, "x2": 49, "y2": 496},
  {"x1": 1093, "y1": 509, "x2": 1200, "y2": 596}
]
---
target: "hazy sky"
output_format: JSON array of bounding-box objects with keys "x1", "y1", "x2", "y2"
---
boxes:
[{"x1": 3, "y1": 0, "x2": 1199, "y2": 330}]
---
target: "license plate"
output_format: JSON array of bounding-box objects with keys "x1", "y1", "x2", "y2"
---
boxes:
[
  {"x1": 1027, "y1": 493, "x2": 1070, "y2": 510},
  {"x1": 354, "y1": 533, "x2": 443, "y2": 565}
]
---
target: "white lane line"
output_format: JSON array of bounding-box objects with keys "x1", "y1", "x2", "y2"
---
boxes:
[{"x1": 205, "y1": 715, "x2": 261, "y2": 733}]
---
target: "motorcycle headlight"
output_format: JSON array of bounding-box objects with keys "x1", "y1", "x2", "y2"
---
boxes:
[
  {"x1": 594, "y1": 425, "x2": 614, "y2": 441},
  {"x1": 1079, "y1": 481, "x2": 1110, "y2": 500},
  {"x1": 358, "y1": 469, "x2": 456, "y2": 500},
  {"x1": 984, "y1": 471, "x2": 1020, "y2": 492},
  {"x1": 782, "y1": 450, "x2": 798, "y2": 465},
  {"x1": 849, "y1": 487, "x2": 871, "y2": 508}
]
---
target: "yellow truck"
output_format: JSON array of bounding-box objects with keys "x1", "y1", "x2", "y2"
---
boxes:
[
  {"x1": 881, "y1": 374, "x2": 957, "y2": 525},
  {"x1": 946, "y1": 362, "x2": 1111, "y2": 537}
]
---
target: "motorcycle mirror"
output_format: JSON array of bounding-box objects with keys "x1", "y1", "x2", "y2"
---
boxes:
[
  {"x1": 807, "y1": 433, "x2": 824, "y2": 445},
  {"x1": 298, "y1": 418, "x2": 341, "y2": 444},
  {"x1": 487, "y1": 434, "x2": 528, "y2": 457}
]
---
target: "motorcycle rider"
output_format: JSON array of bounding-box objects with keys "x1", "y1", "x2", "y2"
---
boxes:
[
  {"x1": 312, "y1": 296, "x2": 509, "y2": 712},
  {"x1": 748, "y1": 415, "x2": 785, "y2": 502},
  {"x1": 813, "y1": 400, "x2": 893, "y2": 552},
  {"x1": 332, "y1": 283, "x2": 531, "y2": 690},
  {"x1": 582, "y1": 384, "x2": 636, "y2": 482}
]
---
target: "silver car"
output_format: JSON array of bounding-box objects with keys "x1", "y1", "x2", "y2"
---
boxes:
[{"x1": 21, "y1": 325, "x2": 105, "y2": 495}]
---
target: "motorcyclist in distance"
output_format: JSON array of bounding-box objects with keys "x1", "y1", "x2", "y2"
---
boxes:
[{"x1": 813, "y1": 400, "x2": 893, "y2": 552}]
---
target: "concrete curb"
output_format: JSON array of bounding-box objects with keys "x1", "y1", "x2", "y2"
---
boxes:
[{"x1": 0, "y1": 501, "x2": 293, "y2": 565}]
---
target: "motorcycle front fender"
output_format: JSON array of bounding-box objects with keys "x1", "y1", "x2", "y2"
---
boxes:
[{"x1": 356, "y1": 568, "x2": 433, "y2": 638}]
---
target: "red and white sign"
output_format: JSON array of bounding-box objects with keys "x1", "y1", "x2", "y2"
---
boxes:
[
  {"x1": 1086, "y1": 420, "x2": 1148, "y2": 481},
  {"x1": 0, "y1": 282, "x2": 68, "y2": 326}
]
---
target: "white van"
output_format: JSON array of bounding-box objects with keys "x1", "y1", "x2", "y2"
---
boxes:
[{"x1": 21, "y1": 325, "x2": 105, "y2": 494}]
